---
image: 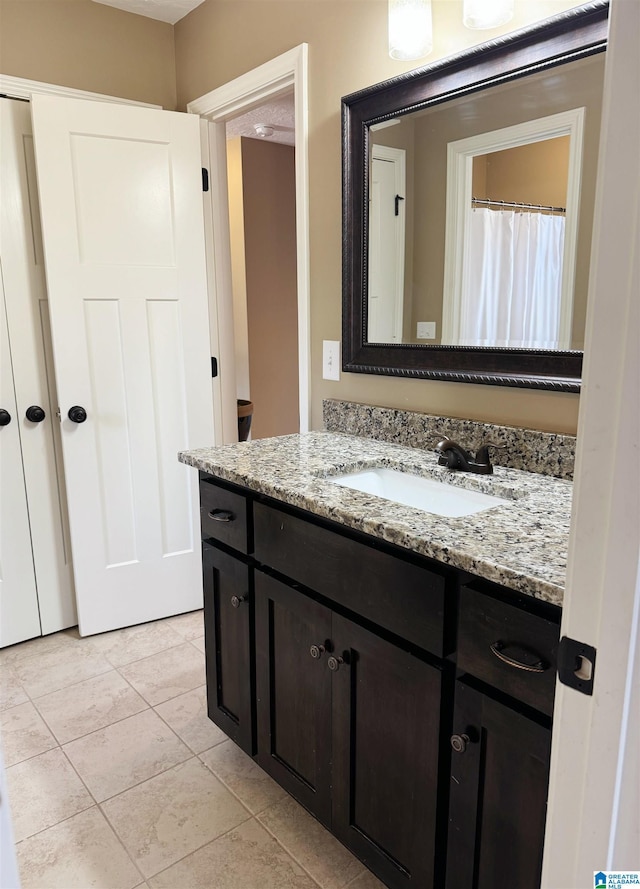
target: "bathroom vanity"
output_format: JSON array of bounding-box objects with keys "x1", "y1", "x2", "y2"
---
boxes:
[{"x1": 179, "y1": 429, "x2": 571, "y2": 889}]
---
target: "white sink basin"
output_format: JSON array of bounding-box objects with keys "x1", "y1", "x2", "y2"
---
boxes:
[{"x1": 328, "y1": 467, "x2": 510, "y2": 518}]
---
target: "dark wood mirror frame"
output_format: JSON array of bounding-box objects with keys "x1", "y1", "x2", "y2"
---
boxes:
[{"x1": 342, "y1": 1, "x2": 608, "y2": 393}]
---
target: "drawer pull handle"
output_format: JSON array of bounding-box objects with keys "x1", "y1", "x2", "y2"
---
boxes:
[
  {"x1": 309, "y1": 644, "x2": 326, "y2": 659},
  {"x1": 208, "y1": 509, "x2": 235, "y2": 523},
  {"x1": 450, "y1": 733, "x2": 470, "y2": 754},
  {"x1": 490, "y1": 641, "x2": 547, "y2": 673},
  {"x1": 327, "y1": 655, "x2": 345, "y2": 672},
  {"x1": 231, "y1": 595, "x2": 247, "y2": 608}
]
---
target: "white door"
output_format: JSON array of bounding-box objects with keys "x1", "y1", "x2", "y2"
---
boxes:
[
  {"x1": 368, "y1": 146, "x2": 405, "y2": 343},
  {"x1": 31, "y1": 95, "x2": 214, "y2": 636},
  {"x1": 0, "y1": 266, "x2": 41, "y2": 647},
  {"x1": 0, "y1": 98, "x2": 76, "y2": 638}
]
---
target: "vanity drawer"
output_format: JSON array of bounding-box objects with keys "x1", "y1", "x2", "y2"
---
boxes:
[
  {"x1": 200, "y1": 480, "x2": 249, "y2": 554},
  {"x1": 457, "y1": 585, "x2": 559, "y2": 716},
  {"x1": 253, "y1": 502, "x2": 445, "y2": 656}
]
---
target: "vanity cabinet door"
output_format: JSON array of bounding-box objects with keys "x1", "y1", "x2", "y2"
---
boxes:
[
  {"x1": 255, "y1": 571, "x2": 333, "y2": 827},
  {"x1": 446, "y1": 681, "x2": 551, "y2": 889},
  {"x1": 331, "y1": 614, "x2": 442, "y2": 889},
  {"x1": 202, "y1": 542, "x2": 253, "y2": 754}
]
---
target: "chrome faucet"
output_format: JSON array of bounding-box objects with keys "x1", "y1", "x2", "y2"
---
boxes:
[{"x1": 435, "y1": 439, "x2": 506, "y2": 475}]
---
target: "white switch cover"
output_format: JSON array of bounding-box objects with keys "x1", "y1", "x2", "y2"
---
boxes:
[
  {"x1": 322, "y1": 340, "x2": 341, "y2": 381},
  {"x1": 417, "y1": 322, "x2": 436, "y2": 339}
]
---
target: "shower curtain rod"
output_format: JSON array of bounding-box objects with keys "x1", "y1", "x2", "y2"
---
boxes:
[{"x1": 471, "y1": 197, "x2": 566, "y2": 214}]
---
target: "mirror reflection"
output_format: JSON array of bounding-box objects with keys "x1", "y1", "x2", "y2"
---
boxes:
[{"x1": 367, "y1": 54, "x2": 604, "y2": 350}]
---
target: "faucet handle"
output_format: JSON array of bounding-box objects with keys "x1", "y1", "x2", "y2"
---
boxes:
[{"x1": 475, "y1": 441, "x2": 507, "y2": 466}]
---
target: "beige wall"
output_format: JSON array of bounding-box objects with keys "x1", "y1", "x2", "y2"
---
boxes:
[
  {"x1": 176, "y1": 0, "x2": 589, "y2": 435},
  {"x1": 0, "y1": 0, "x2": 176, "y2": 108},
  {"x1": 232, "y1": 137, "x2": 299, "y2": 439},
  {"x1": 480, "y1": 137, "x2": 570, "y2": 208}
]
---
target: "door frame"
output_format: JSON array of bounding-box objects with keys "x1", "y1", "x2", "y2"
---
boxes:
[
  {"x1": 187, "y1": 44, "x2": 310, "y2": 440},
  {"x1": 442, "y1": 108, "x2": 585, "y2": 349},
  {"x1": 542, "y1": 0, "x2": 640, "y2": 882},
  {"x1": 0, "y1": 74, "x2": 160, "y2": 108}
]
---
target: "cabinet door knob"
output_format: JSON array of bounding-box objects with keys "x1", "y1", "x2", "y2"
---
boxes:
[
  {"x1": 26, "y1": 405, "x2": 46, "y2": 423},
  {"x1": 231, "y1": 595, "x2": 247, "y2": 608},
  {"x1": 309, "y1": 644, "x2": 326, "y2": 659},
  {"x1": 450, "y1": 733, "x2": 470, "y2": 754},
  {"x1": 327, "y1": 655, "x2": 345, "y2": 672},
  {"x1": 68, "y1": 405, "x2": 87, "y2": 423},
  {"x1": 208, "y1": 509, "x2": 235, "y2": 523},
  {"x1": 0, "y1": 409, "x2": 11, "y2": 427}
]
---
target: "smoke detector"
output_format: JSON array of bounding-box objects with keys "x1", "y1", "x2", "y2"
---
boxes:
[{"x1": 254, "y1": 124, "x2": 274, "y2": 138}]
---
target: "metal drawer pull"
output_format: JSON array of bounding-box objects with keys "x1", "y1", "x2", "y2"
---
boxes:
[
  {"x1": 450, "y1": 733, "x2": 470, "y2": 754},
  {"x1": 231, "y1": 595, "x2": 247, "y2": 608},
  {"x1": 327, "y1": 655, "x2": 345, "y2": 672},
  {"x1": 208, "y1": 509, "x2": 235, "y2": 523},
  {"x1": 490, "y1": 640, "x2": 547, "y2": 673},
  {"x1": 309, "y1": 644, "x2": 326, "y2": 659}
]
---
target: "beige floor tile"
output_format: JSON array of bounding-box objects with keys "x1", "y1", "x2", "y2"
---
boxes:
[
  {"x1": 15, "y1": 806, "x2": 142, "y2": 889},
  {"x1": 201, "y1": 739, "x2": 287, "y2": 815},
  {"x1": 6, "y1": 747, "x2": 93, "y2": 841},
  {"x1": 63, "y1": 709, "x2": 191, "y2": 802},
  {"x1": 119, "y1": 643, "x2": 205, "y2": 706},
  {"x1": 0, "y1": 700, "x2": 57, "y2": 766},
  {"x1": 35, "y1": 669, "x2": 148, "y2": 744},
  {"x1": 149, "y1": 818, "x2": 320, "y2": 889},
  {"x1": 154, "y1": 685, "x2": 227, "y2": 754},
  {"x1": 102, "y1": 757, "x2": 251, "y2": 879},
  {"x1": 0, "y1": 629, "x2": 81, "y2": 667},
  {"x1": 345, "y1": 869, "x2": 387, "y2": 889},
  {"x1": 165, "y1": 609, "x2": 204, "y2": 641},
  {"x1": 259, "y1": 796, "x2": 364, "y2": 889},
  {"x1": 190, "y1": 636, "x2": 206, "y2": 653},
  {"x1": 90, "y1": 621, "x2": 184, "y2": 667},
  {"x1": 14, "y1": 643, "x2": 112, "y2": 699},
  {"x1": 0, "y1": 667, "x2": 29, "y2": 711}
]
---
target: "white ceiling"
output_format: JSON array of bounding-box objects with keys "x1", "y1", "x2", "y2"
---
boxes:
[
  {"x1": 91, "y1": 0, "x2": 205, "y2": 26},
  {"x1": 226, "y1": 94, "x2": 295, "y2": 147}
]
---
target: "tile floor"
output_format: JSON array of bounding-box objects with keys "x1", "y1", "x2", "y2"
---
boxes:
[{"x1": 1, "y1": 611, "x2": 385, "y2": 889}]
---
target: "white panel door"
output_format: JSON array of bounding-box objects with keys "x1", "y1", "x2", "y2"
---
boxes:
[
  {"x1": 0, "y1": 98, "x2": 76, "y2": 637},
  {"x1": 0, "y1": 266, "x2": 41, "y2": 647},
  {"x1": 368, "y1": 148, "x2": 405, "y2": 344},
  {"x1": 31, "y1": 95, "x2": 214, "y2": 636}
]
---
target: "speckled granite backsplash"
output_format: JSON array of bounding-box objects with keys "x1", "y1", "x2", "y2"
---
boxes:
[{"x1": 323, "y1": 399, "x2": 575, "y2": 480}]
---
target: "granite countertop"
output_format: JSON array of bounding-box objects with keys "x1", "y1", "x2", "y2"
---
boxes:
[{"x1": 179, "y1": 431, "x2": 574, "y2": 607}]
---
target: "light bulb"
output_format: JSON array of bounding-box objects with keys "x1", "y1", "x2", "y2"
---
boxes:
[
  {"x1": 463, "y1": 0, "x2": 514, "y2": 30},
  {"x1": 388, "y1": 0, "x2": 433, "y2": 61}
]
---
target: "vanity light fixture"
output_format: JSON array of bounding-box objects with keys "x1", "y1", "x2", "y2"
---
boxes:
[
  {"x1": 463, "y1": 0, "x2": 514, "y2": 30},
  {"x1": 388, "y1": 0, "x2": 433, "y2": 61}
]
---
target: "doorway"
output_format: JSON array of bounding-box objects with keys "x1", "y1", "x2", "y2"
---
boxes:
[{"x1": 188, "y1": 45, "x2": 310, "y2": 443}]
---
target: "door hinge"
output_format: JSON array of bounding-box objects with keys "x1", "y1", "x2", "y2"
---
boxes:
[
  {"x1": 211, "y1": 356, "x2": 218, "y2": 378},
  {"x1": 557, "y1": 636, "x2": 597, "y2": 695},
  {"x1": 202, "y1": 168, "x2": 209, "y2": 192}
]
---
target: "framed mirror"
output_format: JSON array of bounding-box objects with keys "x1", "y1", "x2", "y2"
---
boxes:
[{"x1": 342, "y1": 1, "x2": 608, "y2": 392}]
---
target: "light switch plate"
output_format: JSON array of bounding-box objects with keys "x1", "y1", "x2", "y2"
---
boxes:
[
  {"x1": 417, "y1": 321, "x2": 436, "y2": 339},
  {"x1": 323, "y1": 340, "x2": 341, "y2": 381}
]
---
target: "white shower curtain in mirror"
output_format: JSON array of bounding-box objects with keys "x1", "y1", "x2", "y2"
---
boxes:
[{"x1": 459, "y1": 208, "x2": 565, "y2": 348}]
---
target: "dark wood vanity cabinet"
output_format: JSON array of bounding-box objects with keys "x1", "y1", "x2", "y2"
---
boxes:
[
  {"x1": 202, "y1": 542, "x2": 253, "y2": 754},
  {"x1": 446, "y1": 682, "x2": 551, "y2": 889},
  {"x1": 255, "y1": 570, "x2": 442, "y2": 888},
  {"x1": 199, "y1": 476, "x2": 560, "y2": 889}
]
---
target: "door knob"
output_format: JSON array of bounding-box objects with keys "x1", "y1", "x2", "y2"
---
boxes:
[
  {"x1": 26, "y1": 405, "x2": 46, "y2": 423},
  {"x1": 0, "y1": 409, "x2": 11, "y2": 426},
  {"x1": 309, "y1": 644, "x2": 326, "y2": 659},
  {"x1": 68, "y1": 406, "x2": 87, "y2": 423},
  {"x1": 231, "y1": 595, "x2": 247, "y2": 608},
  {"x1": 450, "y1": 733, "x2": 470, "y2": 754}
]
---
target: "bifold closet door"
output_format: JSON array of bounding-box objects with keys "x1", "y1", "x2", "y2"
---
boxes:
[
  {"x1": 31, "y1": 95, "x2": 214, "y2": 636},
  {"x1": 0, "y1": 98, "x2": 76, "y2": 643}
]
